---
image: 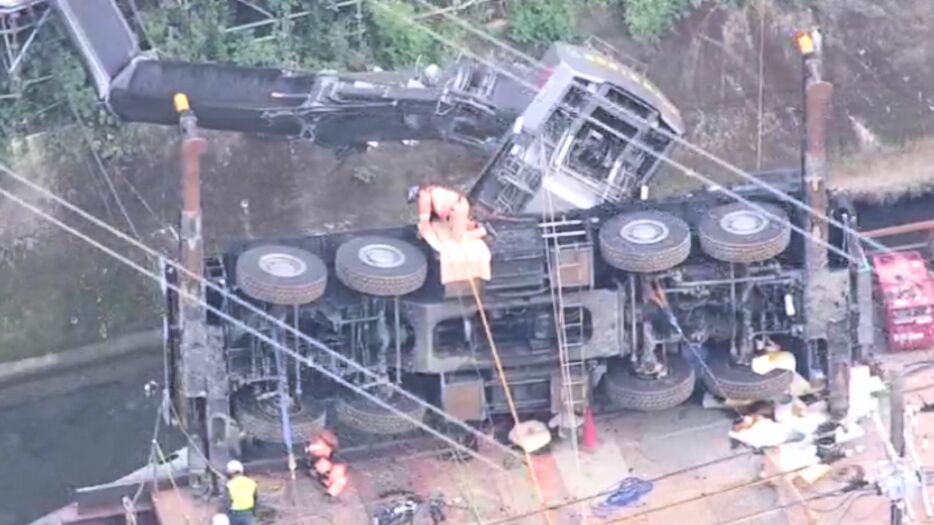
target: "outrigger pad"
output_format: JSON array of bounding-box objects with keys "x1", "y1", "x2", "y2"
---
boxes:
[{"x1": 419, "y1": 220, "x2": 491, "y2": 285}]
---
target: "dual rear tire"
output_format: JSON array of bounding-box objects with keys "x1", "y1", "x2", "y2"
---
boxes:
[{"x1": 236, "y1": 235, "x2": 428, "y2": 306}]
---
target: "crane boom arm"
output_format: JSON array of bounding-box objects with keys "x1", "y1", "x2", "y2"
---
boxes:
[{"x1": 107, "y1": 58, "x2": 533, "y2": 149}]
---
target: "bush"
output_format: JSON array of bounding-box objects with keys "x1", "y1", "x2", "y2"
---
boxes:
[
  {"x1": 507, "y1": 0, "x2": 580, "y2": 50},
  {"x1": 621, "y1": 0, "x2": 693, "y2": 40},
  {"x1": 366, "y1": 0, "x2": 449, "y2": 68}
]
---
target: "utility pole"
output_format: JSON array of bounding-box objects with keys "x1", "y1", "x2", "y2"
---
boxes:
[
  {"x1": 798, "y1": 28, "x2": 831, "y2": 273},
  {"x1": 173, "y1": 93, "x2": 230, "y2": 488},
  {"x1": 796, "y1": 29, "x2": 851, "y2": 420}
]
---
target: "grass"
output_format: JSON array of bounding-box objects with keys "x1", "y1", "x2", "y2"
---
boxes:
[{"x1": 830, "y1": 137, "x2": 934, "y2": 203}]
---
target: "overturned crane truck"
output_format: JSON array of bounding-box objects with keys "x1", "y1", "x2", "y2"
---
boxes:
[
  {"x1": 51, "y1": 0, "x2": 868, "y2": 484},
  {"x1": 179, "y1": 29, "x2": 868, "y2": 453}
]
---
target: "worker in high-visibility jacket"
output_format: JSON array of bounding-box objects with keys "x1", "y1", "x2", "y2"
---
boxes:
[
  {"x1": 224, "y1": 460, "x2": 258, "y2": 525},
  {"x1": 306, "y1": 429, "x2": 349, "y2": 497},
  {"x1": 407, "y1": 184, "x2": 487, "y2": 243}
]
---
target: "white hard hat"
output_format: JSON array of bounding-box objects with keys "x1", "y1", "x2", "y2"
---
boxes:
[
  {"x1": 211, "y1": 514, "x2": 231, "y2": 525},
  {"x1": 424, "y1": 64, "x2": 441, "y2": 83},
  {"x1": 226, "y1": 459, "x2": 244, "y2": 475}
]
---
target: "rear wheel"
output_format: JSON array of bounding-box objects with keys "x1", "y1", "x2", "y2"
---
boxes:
[
  {"x1": 699, "y1": 351, "x2": 793, "y2": 401},
  {"x1": 599, "y1": 210, "x2": 691, "y2": 273},
  {"x1": 335, "y1": 236, "x2": 427, "y2": 296},
  {"x1": 698, "y1": 202, "x2": 791, "y2": 263},
  {"x1": 603, "y1": 353, "x2": 696, "y2": 411},
  {"x1": 334, "y1": 389, "x2": 427, "y2": 436},
  {"x1": 235, "y1": 390, "x2": 328, "y2": 444},
  {"x1": 236, "y1": 245, "x2": 327, "y2": 305}
]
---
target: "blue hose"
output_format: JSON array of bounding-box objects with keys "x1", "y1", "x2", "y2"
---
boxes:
[
  {"x1": 273, "y1": 347, "x2": 294, "y2": 453},
  {"x1": 591, "y1": 477, "x2": 654, "y2": 518}
]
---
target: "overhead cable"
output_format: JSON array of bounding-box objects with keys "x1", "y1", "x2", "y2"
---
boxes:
[
  {"x1": 0, "y1": 176, "x2": 512, "y2": 470},
  {"x1": 373, "y1": 0, "x2": 890, "y2": 265}
]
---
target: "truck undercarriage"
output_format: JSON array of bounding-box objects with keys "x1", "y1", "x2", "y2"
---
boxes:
[
  {"x1": 29, "y1": 0, "x2": 869, "y2": 492},
  {"x1": 172, "y1": 179, "x2": 863, "y2": 445}
]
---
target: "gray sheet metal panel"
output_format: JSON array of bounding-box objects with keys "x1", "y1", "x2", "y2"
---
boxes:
[
  {"x1": 53, "y1": 0, "x2": 139, "y2": 99},
  {"x1": 519, "y1": 65, "x2": 576, "y2": 132},
  {"x1": 546, "y1": 43, "x2": 685, "y2": 134}
]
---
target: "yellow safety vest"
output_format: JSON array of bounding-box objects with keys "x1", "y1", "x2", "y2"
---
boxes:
[{"x1": 227, "y1": 475, "x2": 257, "y2": 511}]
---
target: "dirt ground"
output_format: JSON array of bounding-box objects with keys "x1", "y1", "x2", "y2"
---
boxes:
[
  {"x1": 2, "y1": 0, "x2": 934, "y2": 360},
  {"x1": 584, "y1": 0, "x2": 934, "y2": 194}
]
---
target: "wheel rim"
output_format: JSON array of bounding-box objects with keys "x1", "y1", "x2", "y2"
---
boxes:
[
  {"x1": 620, "y1": 219, "x2": 669, "y2": 245},
  {"x1": 258, "y1": 253, "x2": 307, "y2": 277},
  {"x1": 250, "y1": 389, "x2": 313, "y2": 418},
  {"x1": 719, "y1": 209, "x2": 768, "y2": 236},
  {"x1": 358, "y1": 244, "x2": 405, "y2": 268}
]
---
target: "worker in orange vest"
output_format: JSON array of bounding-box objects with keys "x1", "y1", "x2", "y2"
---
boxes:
[
  {"x1": 312, "y1": 456, "x2": 349, "y2": 497},
  {"x1": 406, "y1": 184, "x2": 487, "y2": 243},
  {"x1": 306, "y1": 429, "x2": 348, "y2": 497},
  {"x1": 305, "y1": 429, "x2": 338, "y2": 459}
]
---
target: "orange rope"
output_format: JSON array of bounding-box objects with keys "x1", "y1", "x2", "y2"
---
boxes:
[{"x1": 469, "y1": 278, "x2": 557, "y2": 525}]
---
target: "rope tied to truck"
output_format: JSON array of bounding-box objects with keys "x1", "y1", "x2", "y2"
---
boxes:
[{"x1": 468, "y1": 278, "x2": 556, "y2": 525}]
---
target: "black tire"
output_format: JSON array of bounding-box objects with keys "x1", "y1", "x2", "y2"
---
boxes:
[
  {"x1": 236, "y1": 245, "x2": 327, "y2": 305},
  {"x1": 334, "y1": 390, "x2": 427, "y2": 435},
  {"x1": 235, "y1": 392, "x2": 327, "y2": 444},
  {"x1": 699, "y1": 351, "x2": 793, "y2": 401},
  {"x1": 335, "y1": 236, "x2": 427, "y2": 296},
  {"x1": 599, "y1": 210, "x2": 691, "y2": 273},
  {"x1": 603, "y1": 353, "x2": 696, "y2": 411},
  {"x1": 698, "y1": 202, "x2": 791, "y2": 264}
]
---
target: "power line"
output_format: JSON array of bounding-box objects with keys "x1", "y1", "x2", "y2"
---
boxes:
[
  {"x1": 56, "y1": 60, "x2": 140, "y2": 239},
  {"x1": 0, "y1": 160, "x2": 525, "y2": 467},
  {"x1": 0, "y1": 134, "x2": 827, "y2": 525},
  {"x1": 602, "y1": 468, "x2": 866, "y2": 524},
  {"x1": 716, "y1": 488, "x2": 877, "y2": 525},
  {"x1": 0, "y1": 170, "x2": 516, "y2": 471},
  {"x1": 365, "y1": 1, "x2": 868, "y2": 270},
  {"x1": 381, "y1": 0, "x2": 893, "y2": 262},
  {"x1": 350, "y1": 9, "x2": 903, "y2": 524},
  {"x1": 361, "y1": 9, "x2": 901, "y2": 444},
  {"x1": 469, "y1": 278, "x2": 556, "y2": 525}
]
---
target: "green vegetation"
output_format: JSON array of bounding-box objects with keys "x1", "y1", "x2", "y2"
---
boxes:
[
  {"x1": 368, "y1": 0, "x2": 451, "y2": 67},
  {"x1": 0, "y1": 1, "x2": 467, "y2": 152},
  {"x1": 619, "y1": 0, "x2": 694, "y2": 40},
  {"x1": 0, "y1": 0, "x2": 738, "y2": 152},
  {"x1": 507, "y1": 0, "x2": 581, "y2": 50}
]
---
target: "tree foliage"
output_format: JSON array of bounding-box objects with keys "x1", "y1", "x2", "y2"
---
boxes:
[
  {"x1": 366, "y1": 0, "x2": 448, "y2": 68},
  {"x1": 507, "y1": 0, "x2": 580, "y2": 50},
  {"x1": 0, "y1": 0, "x2": 729, "y2": 152},
  {"x1": 620, "y1": 0, "x2": 693, "y2": 40}
]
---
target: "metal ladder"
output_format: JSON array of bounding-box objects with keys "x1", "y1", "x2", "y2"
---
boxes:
[
  {"x1": 492, "y1": 154, "x2": 541, "y2": 214},
  {"x1": 541, "y1": 215, "x2": 591, "y2": 414}
]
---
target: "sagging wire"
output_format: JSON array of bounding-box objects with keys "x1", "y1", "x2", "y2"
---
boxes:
[
  {"x1": 364, "y1": 0, "x2": 889, "y2": 285},
  {"x1": 392, "y1": 0, "x2": 895, "y2": 261},
  {"x1": 538, "y1": 137, "x2": 587, "y2": 523},
  {"x1": 717, "y1": 487, "x2": 878, "y2": 525},
  {"x1": 452, "y1": 288, "x2": 507, "y2": 520},
  {"x1": 356, "y1": 10, "x2": 889, "y2": 522},
  {"x1": 481, "y1": 451, "x2": 807, "y2": 525},
  {"x1": 152, "y1": 439, "x2": 195, "y2": 524},
  {"x1": 123, "y1": 400, "x2": 166, "y2": 522},
  {"x1": 469, "y1": 277, "x2": 555, "y2": 525},
  {"x1": 0, "y1": 160, "x2": 524, "y2": 470}
]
